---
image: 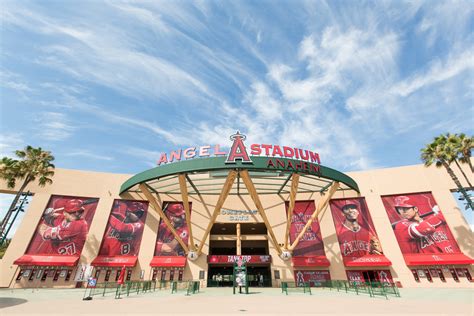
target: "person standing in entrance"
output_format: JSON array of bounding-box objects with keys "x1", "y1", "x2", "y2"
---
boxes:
[{"x1": 258, "y1": 273, "x2": 264, "y2": 287}]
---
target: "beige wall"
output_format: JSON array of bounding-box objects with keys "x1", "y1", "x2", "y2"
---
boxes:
[{"x1": 0, "y1": 163, "x2": 472, "y2": 288}]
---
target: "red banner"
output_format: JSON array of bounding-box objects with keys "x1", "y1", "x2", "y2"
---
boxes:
[
  {"x1": 98, "y1": 200, "x2": 148, "y2": 257},
  {"x1": 294, "y1": 270, "x2": 331, "y2": 287},
  {"x1": 330, "y1": 198, "x2": 391, "y2": 267},
  {"x1": 347, "y1": 270, "x2": 365, "y2": 283},
  {"x1": 346, "y1": 270, "x2": 393, "y2": 284},
  {"x1": 150, "y1": 256, "x2": 186, "y2": 267},
  {"x1": 25, "y1": 195, "x2": 98, "y2": 256},
  {"x1": 292, "y1": 256, "x2": 330, "y2": 267},
  {"x1": 287, "y1": 201, "x2": 326, "y2": 257},
  {"x1": 381, "y1": 193, "x2": 471, "y2": 265},
  {"x1": 207, "y1": 255, "x2": 272, "y2": 264},
  {"x1": 155, "y1": 202, "x2": 191, "y2": 256},
  {"x1": 91, "y1": 256, "x2": 138, "y2": 267},
  {"x1": 377, "y1": 270, "x2": 394, "y2": 284},
  {"x1": 343, "y1": 255, "x2": 392, "y2": 267}
]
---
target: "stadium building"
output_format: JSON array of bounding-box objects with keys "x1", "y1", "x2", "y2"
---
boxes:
[{"x1": 0, "y1": 132, "x2": 472, "y2": 289}]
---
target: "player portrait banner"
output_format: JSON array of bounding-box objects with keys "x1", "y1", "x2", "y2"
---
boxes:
[
  {"x1": 154, "y1": 202, "x2": 191, "y2": 257},
  {"x1": 294, "y1": 270, "x2": 331, "y2": 287},
  {"x1": 17, "y1": 196, "x2": 98, "y2": 265},
  {"x1": 381, "y1": 192, "x2": 474, "y2": 266},
  {"x1": 92, "y1": 200, "x2": 149, "y2": 267},
  {"x1": 329, "y1": 198, "x2": 391, "y2": 267},
  {"x1": 287, "y1": 201, "x2": 328, "y2": 263}
]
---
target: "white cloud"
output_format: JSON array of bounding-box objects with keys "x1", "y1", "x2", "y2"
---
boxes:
[
  {"x1": 3, "y1": 4, "x2": 219, "y2": 105},
  {"x1": 117, "y1": 146, "x2": 164, "y2": 168},
  {"x1": 415, "y1": 1, "x2": 474, "y2": 47},
  {"x1": 64, "y1": 150, "x2": 113, "y2": 161},
  {"x1": 34, "y1": 112, "x2": 75, "y2": 141},
  {"x1": 391, "y1": 50, "x2": 474, "y2": 98},
  {"x1": 2, "y1": 1, "x2": 472, "y2": 174},
  {"x1": 0, "y1": 133, "x2": 26, "y2": 158}
]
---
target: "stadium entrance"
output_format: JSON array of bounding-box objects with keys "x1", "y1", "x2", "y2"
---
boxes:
[
  {"x1": 207, "y1": 265, "x2": 271, "y2": 287},
  {"x1": 208, "y1": 222, "x2": 272, "y2": 287}
]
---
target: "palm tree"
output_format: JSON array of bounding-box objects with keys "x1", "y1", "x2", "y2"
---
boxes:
[
  {"x1": 456, "y1": 133, "x2": 473, "y2": 174},
  {"x1": 421, "y1": 135, "x2": 473, "y2": 210},
  {"x1": 0, "y1": 146, "x2": 55, "y2": 241},
  {"x1": 445, "y1": 133, "x2": 473, "y2": 188}
]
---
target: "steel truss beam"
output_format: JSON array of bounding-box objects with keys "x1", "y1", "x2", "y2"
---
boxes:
[
  {"x1": 197, "y1": 170, "x2": 238, "y2": 255},
  {"x1": 288, "y1": 181, "x2": 340, "y2": 252},
  {"x1": 139, "y1": 183, "x2": 190, "y2": 254},
  {"x1": 239, "y1": 170, "x2": 283, "y2": 256}
]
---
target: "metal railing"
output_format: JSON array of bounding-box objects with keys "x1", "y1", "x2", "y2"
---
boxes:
[
  {"x1": 281, "y1": 281, "x2": 312, "y2": 295},
  {"x1": 301, "y1": 280, "x2": 401, "y2": 299},
  {"x1": 83, "y1": 280, "x2": 202, "y2": 300}
]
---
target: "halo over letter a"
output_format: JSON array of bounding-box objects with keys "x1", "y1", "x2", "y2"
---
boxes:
[{"x1": 225, "y1": 131, "x2": 253, "y2": 164}]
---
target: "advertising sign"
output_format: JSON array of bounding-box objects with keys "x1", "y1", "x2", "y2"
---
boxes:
[
  {"x1": 377, "y1": 270, "x2": 393, "y2": 284},
  {"x1": 25, "y1": 195, "x2": 98, "y2": 256},
  {"x1": 235, "y1": 271, "x2": 246, "y2": 286},
  {"x1": 208, "y1": 255, "x2": 271, "y2": 264},
  {"x1": 347, "y1": 271, "x2": 365, "y2": 284},
  {"x1": 294, "y1": 270, "x2": 331, "y2": 287},
  {"x1": 156, "y1": 131, "x2": 321, "y2": 166},
  {"x1": 155, "y1": 202, "x2": 191, "y2": 256},
  {"x1": 87, "y1": 278, "x2": 97, "y2": 288},
  {"x1": 381, "y1": 193, "x2": 471, "y2": 265},
  {"x1": 218, "y1": 209, "x2": 258, "y2": 222},
  {"x1": 98, "y1": 200, "x2": 148, "y2": 257},
  {"x1": 329, "y1": 198, "x2": 390, "y2": 266},
  {"x1": 287, "y1": 201, "x2": 326, "y2": 257}
]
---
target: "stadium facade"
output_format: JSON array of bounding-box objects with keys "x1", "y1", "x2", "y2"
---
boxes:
[{"x1": 0, "y1": 132, "x2": 472, "y2": 289}]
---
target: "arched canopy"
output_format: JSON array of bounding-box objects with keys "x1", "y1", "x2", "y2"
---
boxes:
[
  {"x1": 120, "y1": 157, "x2": 359, "y2": 195},
  {"x1": 120, "y1": 156, "x2": 359, "y2": 257}
]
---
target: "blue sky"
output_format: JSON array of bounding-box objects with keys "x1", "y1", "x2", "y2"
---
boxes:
[
  {"x1": 0, "y1": 0, "x2": 473, "y2": 235},
  {"x1": 1, "y1": 1, "x2": 473, "y2": 174}
]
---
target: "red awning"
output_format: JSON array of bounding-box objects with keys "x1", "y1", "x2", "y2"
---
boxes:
[
  {"x1": 14, "y1": 255, "x2": 79, "y2": 267},
  {"x1": 292, "y1": 256, "x2": 330, "y2": 267},
  {"x1": 150, "y1": 256, "x2": 186, "y2": 267},
  {"x1": 343, "y1": 255, "x2": 392, "y2": 267},
  {"x1": 404, "y1": 253, "x2": 474, "y2": 266},
  {"x1": 91, "y1": 256, "x2": 138, "y2": 267}
]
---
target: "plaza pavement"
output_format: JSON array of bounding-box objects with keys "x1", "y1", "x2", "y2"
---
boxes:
[{"x1": 0, "y1": 286, "x2": 473, "y2": 316}]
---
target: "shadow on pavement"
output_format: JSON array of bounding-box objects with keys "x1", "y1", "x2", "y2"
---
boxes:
[{"x1": 0, "y1": 298, "x2": 28, "y2": 309}]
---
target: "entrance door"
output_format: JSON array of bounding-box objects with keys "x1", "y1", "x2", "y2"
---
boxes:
[
  {"x1": 246, "y1": 266, "x2": 271, "y2": 287},
  {"x1": 208, "y1": 266, "x2": 233, "y2": 287},
  {"x1": 362, "y1": 270, "x2": 377, "y2": 283}
]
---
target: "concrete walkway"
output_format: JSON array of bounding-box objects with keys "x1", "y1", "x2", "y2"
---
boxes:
[{"x1": 0, "y1": 287, "x2": 472, "y2": 315}]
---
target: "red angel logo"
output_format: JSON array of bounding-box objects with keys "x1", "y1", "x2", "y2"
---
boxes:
[{"x1": 225, "y1": 131, "x2": 253, "y2": 164}]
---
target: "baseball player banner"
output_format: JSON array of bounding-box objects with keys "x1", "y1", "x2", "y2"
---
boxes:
[
  {"x1": 329, "y1": 198, "x2": 390, "y2": 266},
  {"x1": 25, "y1": 195, "x2": 98, "y2": 256},
  {"x1": 155, "y1": 202, "x2": 191, "y2": 256},
  {"x1": 98, "y1": 200, "x2": 149, "y2": 257},
  {"x1": 287, "y1": 201, "x2": 326, "y2": 257},
  {"x1": 294, "y1": 270, "x2": 331, "y2": 287},
  {"x1": 381, "y1": 193, "x2": 473, "y2": 265}
]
